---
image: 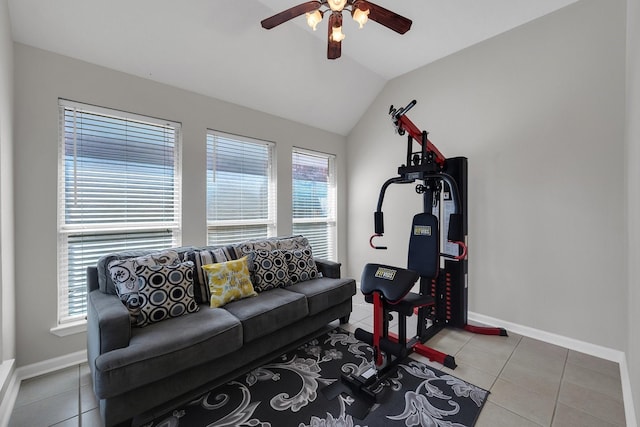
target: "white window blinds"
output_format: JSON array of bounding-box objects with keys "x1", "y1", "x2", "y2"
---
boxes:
[
  {"x1": 58, "y1": 100, "x2": 181, "y2": 323},
  {"x1": 206, "y1": 131, "x2": 276, "y2": 245},
  {"x1": 292, "y1": 148, "x2": 337, "y2": 260}
]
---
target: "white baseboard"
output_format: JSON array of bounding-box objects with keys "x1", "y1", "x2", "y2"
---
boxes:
[
  {"x1": 0, "y1": 351, "x2": 87, "y2": 427},
  {"x1": 0, "y1": 359, "x2": 17, "y2": 427},
  {"x1": 15, "y1": 350, "x2": 87, "y2": 382},
  {"x1": 468, "y1": 311, "x2": 637, "y2": 427}
]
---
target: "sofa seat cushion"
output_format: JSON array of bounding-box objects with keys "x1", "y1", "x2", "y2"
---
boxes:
[
  {"x1": 223, "y1": 288, "x2": 308, "y2": 343},
  {"x1": 284, "y1": 277, "x2": 356, "y2": 316},
  {"x1": 93, "y1": 306, "x2": 242, "y2": 399}
]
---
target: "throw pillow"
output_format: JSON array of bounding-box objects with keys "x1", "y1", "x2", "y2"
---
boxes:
[
  {"x1": 202, "y1": 256, "x2": 257, "y2": 308},
  {"x1": 250, "y1": 249, "x2": 291, "y2": 292},
  {"x1": 233, "y1": 238, "x2": 280, "y2": 258},
  {"x1": 277, "y1": 235, "x2": 310, "y2": 251},
  {"x1": 108, "y1": 250, "x2": 181, "y2": 321},
  {"x1": 135, "y1": 261, "x2": 199, "y2": 327},
  {"x1": 183, "y1": 247, "x2": 231, "y2": 304},
  {"x1": 283, "y1": 248, "x2": 318, "y2": 284}
]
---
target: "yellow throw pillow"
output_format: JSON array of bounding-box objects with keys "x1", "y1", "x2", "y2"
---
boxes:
[{"x1": 202, "y1": 256, "x2": 257, "y2": 308}]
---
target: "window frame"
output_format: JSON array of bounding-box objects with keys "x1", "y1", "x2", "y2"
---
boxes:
[
  {"x1": 57, "y1": 99, "x2": 182, "y2": 326},
  {"x1": 206, "y1": 130, "x2": 277, "y2": 245},
  {"x1": 292, "y1": 147, "x2": 337, "y2": 261}
]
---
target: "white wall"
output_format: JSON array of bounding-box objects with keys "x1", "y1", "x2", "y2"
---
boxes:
[
  {"x1": 626, "y1": 0, "x2": 640, "y2": 420},
  {"x1": 0, "y1": 0, "x2": 15, "y2": 367},
  {"x1": 347, "y1": 0, "x2": 627, "y2": 350},
  {"x1": 12, "y1": 43, "x2": 348, "y2": 366}
]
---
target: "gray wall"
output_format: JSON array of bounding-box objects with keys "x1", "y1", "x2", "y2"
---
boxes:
[
  {"x1": 626, "y1": 0, "x2": 640, "y2": 420},
  {"x1": 0, "y1": 0, "x2": 15, "y2": 365},
  {"x1": 347, "y1": 0, "x2": 627, "y2": 350},
  {"x1": 12, "y1": 44, "x2": 348, "y2": 366}
]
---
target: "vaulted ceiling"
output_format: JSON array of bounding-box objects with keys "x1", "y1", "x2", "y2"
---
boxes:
[{"x1": 8, "y1": 0, "x2": 579, "y2": 135}]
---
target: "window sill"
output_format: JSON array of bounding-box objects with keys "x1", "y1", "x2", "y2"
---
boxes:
[{"x1": 50, "y1": 320, "x2": 87, "y2": 337}]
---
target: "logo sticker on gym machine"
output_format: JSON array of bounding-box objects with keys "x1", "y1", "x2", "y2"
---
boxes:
[
  {"x1": 375, "y1": 267, "x2": 397, "y2": 280},
  {"x1": 413, "y1": 225, "x2": 432, "y2": 236}
]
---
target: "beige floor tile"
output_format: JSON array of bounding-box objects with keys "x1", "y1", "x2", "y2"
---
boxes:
[
  {"x1": 509, "y1": 342, "x2": 567, "y2": 378},
  {"x1": 51, "y1": 416, "x2": 80, "y2": 427},
  {"x1": 518, "y1": 336, "x2": 569, "y2": 359},
  {"x1": 80, "y1": 363, "x2": 92, "y2": 387},
  {"x1": 475, "y1": 401, "x2": 543, "y2": 427},
  {"x1": 552, "y1": 402, "x2": 621, "y2": 427},
  {"x1": 454, "y1": 343, "x2": 510, "y2": 377},
  {"x1": 423, "y1": 327, "x2": 473, "y2": 356},
  {"x1": 81, "y1": 408, "x2": 105, "y2": 427},
  {"x1": 500, "y1": 357, "x2": 562, "y2": 397},
  {"x1": 14, "y1": 366, "x2": 79, "y2": 407},
  {"x1": 466, "y1": 330, "x2": 521, "y2": 356},
  {"x1": 488, "y1": 378, "x2": 556, "y2": 426},
  {"x1": 558, "y1": 380, "x2": 626, "y2": 426},
  {"x1": 567, "y1": 350, "x2": 621, "y2": 379},
  {"x1": 9, "y1": 389, "x2": 79, "y2": 427},
  {"x1": 81, "y1": 384, "x2": 99, "y2": 413},
  {"x1": 563, "y1": 361, "x2": 624, "y2": 401}
]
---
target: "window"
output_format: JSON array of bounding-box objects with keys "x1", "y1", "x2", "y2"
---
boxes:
[
  {"x1": 207, "y1": 131, "x2": 276, "y2": 245},
  {"x1": 292, "y1": 148, "x2": 337, "y2": 260},
  {"x1": 58, "y1": 100, "x2": 181, "y2": 324}
]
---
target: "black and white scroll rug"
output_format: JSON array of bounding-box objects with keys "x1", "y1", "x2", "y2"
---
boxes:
[{"x1": 144, "y1": 328, "x2": 488, "y2": 427}]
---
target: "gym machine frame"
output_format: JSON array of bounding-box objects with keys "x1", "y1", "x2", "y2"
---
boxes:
[{"x1": 367, "y1": 99, "x2": 507, "y2": 367}]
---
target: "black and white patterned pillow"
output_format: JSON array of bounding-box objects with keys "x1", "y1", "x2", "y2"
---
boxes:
[
  {"x1": 250, "y1": 249, "x2": 291, "y2": 292},
  {"x1": 108, "y1": 250, "x2": 180, "y2": 321},
  {"x1": 183, "y1": 247, "x2": 233, "y2": 303},
  {"x1": 135, "y1": 261, "x2": 199, "y2": 327},
  {"x1": 283, "y1": 248, "x2": 318, "y2": 284}
]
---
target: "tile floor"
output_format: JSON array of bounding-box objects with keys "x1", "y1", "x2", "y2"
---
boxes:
[{"x1": 9, "y1": 292, "x2": 627, "y2": 426}]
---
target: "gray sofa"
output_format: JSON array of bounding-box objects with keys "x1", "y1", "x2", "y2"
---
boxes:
[{"x1": 86, "y1": 236, "x2": 356, "y2": 426}]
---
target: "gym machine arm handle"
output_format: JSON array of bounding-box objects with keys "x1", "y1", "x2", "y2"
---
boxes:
[
  {"x1": 390, "y1": 100, "x2": 446, "y2": 167},
  {"x1": 371, "y1": 177, "x2": 414, "y2": 250},
  {"x1": 372, "y1": 173, "x2": 463, "y2": 252}
]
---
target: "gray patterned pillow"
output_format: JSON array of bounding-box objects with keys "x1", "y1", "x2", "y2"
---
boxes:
[
  {"x1": 250, "y1": 249, "x2": 291, "y2": 292},
  {"x1": 234, "y1": 238, "x2": 280, "y2": 258},
  {"x1": 277, "y1": 235, "x2": 310, "y2": 251},
  {"x1": 135, "y1": 261, "x2": 199, "y2": 327},
  {"x1": 283, "y1": 248, "x2": 318, "y2": 284},
  {"x1": 108, "y1": 250, "x2": 180, "y2": 321}
]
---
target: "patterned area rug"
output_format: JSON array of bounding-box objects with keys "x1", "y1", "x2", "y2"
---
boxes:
[{"x1": 145, "y1": 328, "x2": 488, "y2": 427}]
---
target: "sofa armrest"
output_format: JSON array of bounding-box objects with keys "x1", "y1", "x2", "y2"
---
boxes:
[
  {"x1": 314, "y1": 258, "x2": 342, "y2": 279},
  {"x1": 87, "y1": 289, "x2": 131, "y2": 358}
]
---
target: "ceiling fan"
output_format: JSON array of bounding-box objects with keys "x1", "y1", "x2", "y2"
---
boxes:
[{"x1": 261, "y1": 0, "x2": 412, "y2": 60}]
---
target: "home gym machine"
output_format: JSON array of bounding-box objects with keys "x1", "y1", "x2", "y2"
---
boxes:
[{"x1": 337, "y1": 100, "x2": 506, "y2": 415}]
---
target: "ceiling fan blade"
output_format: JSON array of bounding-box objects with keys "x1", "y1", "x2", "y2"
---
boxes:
[
  {"x1": 327, "y1": 39, "x2": 342, "y2": 59},
  {"x1": 261, "y1": 1, "x2": 321, "y2": 29},
  {"x1": 363, "y1": 1, "x2": 412, "y2": 34},
  {"x1": 327, "y1": 12, "x2": 342, "y2": 59}
]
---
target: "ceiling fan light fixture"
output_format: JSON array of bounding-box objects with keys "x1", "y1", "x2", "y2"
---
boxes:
[
  {"x1": 327, "y1": 0, "x2": 347, "y2": 12},
  {"x1": 352, "y1": 6, "x2": 369, "y2": 29},
  {"x1": 329, "y1": 24, "x2": 345, "y2": 42},
  {"x1": 306, "y1": 10, "x2": 323, "y2": 30}
]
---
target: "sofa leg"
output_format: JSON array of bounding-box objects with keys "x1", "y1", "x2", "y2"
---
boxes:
[{"x1": 339, "y1": 314, "x2": 350, "y2": 324}]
